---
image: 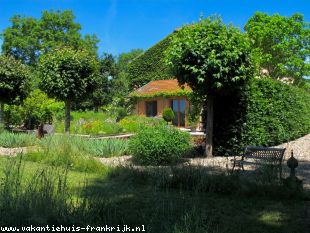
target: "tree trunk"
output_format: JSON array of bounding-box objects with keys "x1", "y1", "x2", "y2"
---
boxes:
[
  {"x1": 0, "y1": 101, "x2": 4, "y2": 126},
  {"x1": 94, "y1": 106, "x2": 99, "y2": 113},
  {"x1": 37, "y1": 123, "x2": 44, "y2": 139},
  {"x1": 205, "y1": 95, "x2": 214, "y2": 158},
  {"x1": 65, "y1": 100, "x2": 71, "y2": 134}
]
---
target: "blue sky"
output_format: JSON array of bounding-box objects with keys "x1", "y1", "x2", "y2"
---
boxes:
[{"x1": 0, "y1": 0, "x2": 309, "y2": 56}]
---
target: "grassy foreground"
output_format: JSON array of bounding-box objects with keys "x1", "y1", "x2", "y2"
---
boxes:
[{"x1": 0, "y1": 156, "x2": 306, "y2": 233}]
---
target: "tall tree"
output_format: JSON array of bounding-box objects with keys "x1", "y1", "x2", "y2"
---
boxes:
[
  {"x1": 0, "y1": 55, "x2": 30, "y2": 124},
  {"x1": 166, "y1": 16, "x2": 254, "y2": 157},
  {"x1": 38, "y1": 47, "x2": 99, "y2": 133},
  {"x1": 112, "y1": 49, "x2": 144, "y2": 99},
  {"x1": 245, "y1": 12, "x2": 310, "y2": 83},
  {"x1": 117, "y1": 49, "x2": 144, "y2": 72},
  {"x1": 91, "y1": 53, "x2": 117, "y2": 112},
  {"x1": 2, "y1": 10, "x2": 99, "y2": 65}
]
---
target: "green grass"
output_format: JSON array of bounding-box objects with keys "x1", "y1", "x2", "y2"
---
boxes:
[
  {"x1": 0, "y1": 155, "x2": 306, "y2": 232},
  {"x1": 23, "y1": 135, "x2": 127, "y2": 172},
  {"x1": 0, "y1": 132, "x2": 38, "y2": 148},
  {"x1": 22, "y1": 135, "x2": 129, "y2": 173}
]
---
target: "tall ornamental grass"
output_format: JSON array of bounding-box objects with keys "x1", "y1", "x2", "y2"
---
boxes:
[{"x1": 0, "y1": 132, "x2": 37, "y2": 148}]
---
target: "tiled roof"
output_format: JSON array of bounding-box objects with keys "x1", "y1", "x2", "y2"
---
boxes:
[{"x1": 132, "y1": 79, "x2": 192, "y2": 95}]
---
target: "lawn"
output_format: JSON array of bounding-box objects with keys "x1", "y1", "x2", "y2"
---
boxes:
[{"x1": 0, "y1": 156, "x2": 306, "y2": 233}]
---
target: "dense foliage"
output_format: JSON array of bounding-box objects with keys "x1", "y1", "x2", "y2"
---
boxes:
[
  {"x1": 3, "y1": 90, "x2": 63, "y2": 129},
  {"x1": 128, "y1": 36, "x2": 172, "y2": 89},
  {"x1": 213, "y1": 78, "x2": 310, "y2": 156},
  {"x1": 166, "y1": 16, "x2": 255, "y2": 157},
  {"x1": 21, "y1": 90, "x2": 64, "y2": 129},
  {"x1": 0, "y1": 55, "x2": 30, "y2": 124},
  {"x1": 245, "y1": 12, "x2": 310, "y2": 83},
  {"x1": 1, "y1": 10, "x2": 98, "y2": 65},
  {"x1": 130, "y1": 125, "x2": 191, "y2": 165},
  {"x1": 39, "y1": 47, "x2": 99, "y2": 132}
]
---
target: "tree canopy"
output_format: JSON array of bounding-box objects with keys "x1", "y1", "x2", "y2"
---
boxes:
[
  {"x1": 1, "y1": 10, "x2": 99, "y2": 65},
  {"x1": 0, "y1": 55, "x2": 30, "y2": 123},
  {"x1": 166, "y1": 16, "x2": 255, "y2": 157},
  {"x1": 90, "y1": 53, "x2": 118, "y2": 111},
  {"x1": 245, "y1": 12, "x2": 310, "y2": 83},
  {"x1": 109, "y1": 49, "x2": 144, "y2": 103},
  {"x1": 38, "y1": 47, "x2": 99, "y2": 132}
]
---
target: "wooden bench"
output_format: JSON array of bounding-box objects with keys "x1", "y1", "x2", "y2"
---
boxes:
[{"x1": 232, "y1": 146, "x2": 286, "y2": 179}]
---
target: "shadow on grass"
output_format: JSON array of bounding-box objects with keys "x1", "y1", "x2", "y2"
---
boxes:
[
  {"x1": 0, "y1": 156, "x2": 308, "y2": 233},
  {"x1": 76, "y1": 165, "x2": 307, "y2": 233}
]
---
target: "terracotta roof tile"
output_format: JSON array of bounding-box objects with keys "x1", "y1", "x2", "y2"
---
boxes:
[{"x1": 132, "y1": 79, "x2": 191, "y2": 95}]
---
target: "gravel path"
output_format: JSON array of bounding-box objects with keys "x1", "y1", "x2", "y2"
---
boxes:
[
  {"x1": 99, "y1": 134, "x2": 310, "y2": 188},
  {"x1": 1, "y1": 134, "x2": 309, "y2": 187},
  {"x1": 278, "y1": 134, "x2": 310, "y2": 189}
]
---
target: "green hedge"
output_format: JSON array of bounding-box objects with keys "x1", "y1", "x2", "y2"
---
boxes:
[
  {"x1": 213, "y1": 78, "x2": 310, "y2": 156},
  {"x1": 128, "y1": 35, "x2": 173, "y2": 89}
]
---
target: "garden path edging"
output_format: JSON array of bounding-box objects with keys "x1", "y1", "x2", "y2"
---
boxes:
[{"x1": 0, "y1": 146, "x2": 38, "y2": 156}]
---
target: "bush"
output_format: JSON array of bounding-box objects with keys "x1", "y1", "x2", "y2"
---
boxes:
[
  {"x1": 162, "y1": 107, "x2": 175, "y2": 123},
  {"x1": 21, "y1": 89, "x2": 64, "y2": 129},
  {"x1": 130, "y1": 125, "x2": 191, "y2": 165},
  {"x1": 213, "y1": 78, "x2": 310, "y2": 156},
  {"x1": 4, "y1": 104, "x2": 23, "y2": 127},
  {"x1": 119, "y1": 115, "x2": 165, "y2": 133}
]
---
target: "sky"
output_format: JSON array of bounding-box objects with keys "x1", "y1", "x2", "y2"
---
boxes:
[{"x1": 0, "y1": 0, "x2": 309, "y2": 56}]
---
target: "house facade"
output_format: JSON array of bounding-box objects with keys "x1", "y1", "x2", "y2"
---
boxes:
[{"x1": 131, "y1": 79, "x2": 192, "y2": 128}]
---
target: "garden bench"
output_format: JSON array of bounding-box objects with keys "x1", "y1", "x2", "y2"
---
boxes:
[{"x1": 232, "y1": 146, "x2": 286, "y2": 179}]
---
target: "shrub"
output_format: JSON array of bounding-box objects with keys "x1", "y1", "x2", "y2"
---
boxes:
[
  {"x1": 4, "y1": 104, "x2": 23, "y2": 127},
  {"x1": 162, "y1": 107, "x2": 175, "y2": 124},
  {"x1": 213, "y1": 78, "x2": 310, "y2": 156},
  {"x1": 0, "y1": 132, "x2": 37, "y2": 148},
  {"x1": 119, "y1": 115, "x2": 165, "y2": 133},
  {"x1": 130, "y1": 125, "x2": 191, "y2": 165},
  {"x1": 21, "y1": 89, "x2": 64, "y2": 129}
]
